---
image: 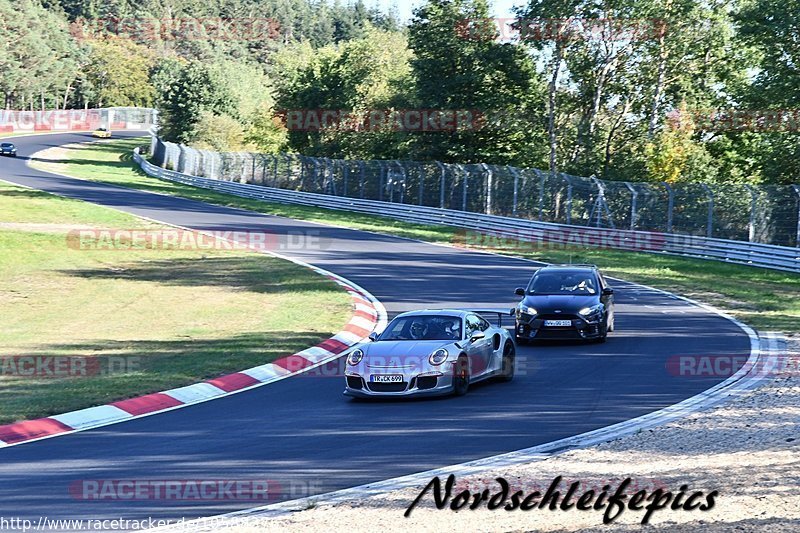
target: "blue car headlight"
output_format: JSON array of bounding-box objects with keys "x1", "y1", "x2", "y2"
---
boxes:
[{"x1": 579, "y1": 305, "x2": 604, "y2": 321}]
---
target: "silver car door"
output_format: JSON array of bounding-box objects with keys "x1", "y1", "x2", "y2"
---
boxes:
[{"x1": 465, "y1": 314, "x2": 493, "y2": 377}]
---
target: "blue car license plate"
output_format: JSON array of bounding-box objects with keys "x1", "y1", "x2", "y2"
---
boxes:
[{"x1": 544, "y1": 319, "x2": 572, "y2": 327}]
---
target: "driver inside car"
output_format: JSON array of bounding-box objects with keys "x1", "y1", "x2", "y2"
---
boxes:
[
  {"x1": 409, "y1": 320, "x2": 429, "y2": 340},
  {"x1": 443, "y1": 319, "x2": 460, "y2": 339}
]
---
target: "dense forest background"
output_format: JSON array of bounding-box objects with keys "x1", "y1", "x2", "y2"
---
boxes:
[{"x1": 2, "y1": 0, "x2": 799, "y2": 186}]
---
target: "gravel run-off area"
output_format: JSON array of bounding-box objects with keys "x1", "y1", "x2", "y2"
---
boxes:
[{"x1": 203, "y1": 336, "x2": 799, "y2": 533}]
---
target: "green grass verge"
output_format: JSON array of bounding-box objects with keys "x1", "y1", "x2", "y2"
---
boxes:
[
  {"x1": 0, "y1": 179, "x2": 351, "y2": 424},
  {"x1": 32, "y1": 137, "x2": 800, "y2": 335}
]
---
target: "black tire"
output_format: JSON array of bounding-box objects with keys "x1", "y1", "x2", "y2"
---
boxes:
[
  {"x1": 499, "y1": 342, "x2": 515, "y2": 382},
  {"x1": 595, "y1": 322, "x2": 608, "y2": 343},
  {"x1": 453, "y1": 355, "x2": 470, "y2": 396}
]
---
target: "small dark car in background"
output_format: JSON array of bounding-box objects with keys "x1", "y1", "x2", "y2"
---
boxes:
[
  {"x1": 0, "y1": 142, "x2": 17, "y2": 157},
  {"x1": 513, "y1": 264, "x2": 615, "y2": 343}
]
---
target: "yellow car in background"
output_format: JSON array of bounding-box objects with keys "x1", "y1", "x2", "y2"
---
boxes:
[{"x1": 92, "y1": 128, "x2": 112, "y2": 138}]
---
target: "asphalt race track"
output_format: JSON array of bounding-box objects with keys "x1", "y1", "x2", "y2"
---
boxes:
[{"x1": 0, "y1": 132, "x2": 751, "y2": 523}]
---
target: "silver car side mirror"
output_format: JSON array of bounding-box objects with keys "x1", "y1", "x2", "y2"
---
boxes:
[
  {"x1": 470, "y1": 331, "x2": 486, "y2": 342},
  {"x1": 368, "y1": 332, "x2": 379, "y2": 342}
]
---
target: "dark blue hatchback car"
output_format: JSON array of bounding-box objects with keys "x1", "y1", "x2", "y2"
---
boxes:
[
  {"x1": 513, "y1": 264, "x2": 615, "y2": 343},
  {"x1": 0, "y1": 142, "x2": 17, "y2": 157}
]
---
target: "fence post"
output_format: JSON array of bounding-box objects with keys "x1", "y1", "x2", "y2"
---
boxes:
[
  {"x1": 359, "y1": 161, "x2": 366, "y2": 199},
  {"x1": 270, "y1": 154, "x2": 277, "y2": 185},
  {"x1": 460, "y1": 165, "x2": 469, "y2": 212},
  {"x1": 701, "y1": 183, "x2": 714, "y2": 238},
  {"x1": 240, "y1": 154, "x2": 248, "y2": 184},
  {"x1": 299, "y1": 156, "x2": 306, "y2": 189},
  {"x1": 261, "y1": 158, "x2": 268, "y2": 186},
  {"x1": 285, "y1": 154, "x2": 292, "y2": 183},
  {"x1": 378, "y1": 162, "x2": 385, "y2": 202},
  {"x1": 744, "y1": 184, "x2": 757, "y2": 242},
  {"x1": 624, "y1": 182, "x2": 638, "y2": 230},
  {"x1": 481, "y1": 163, "x2": 493, "y2": 215},
  {"x1": 387, "y1": 162, "x2": 395, "y2": 203},
  {"x1": 395, "y1": 161, "x2": 406, "y2": 204},
  {"x1": 589, "y1": 176, "x2": 615, "y2": 229},
  {"x1": 507, "y1": 166, "x2": 520, "y2": 217},
  {"x1": 435, "y1": 161, "x2": 445, "y2": 208},
  {"x1": 418, "y1": 163, "x2": 425, "y2": 206},
  {"x1": 793, "y1": 185, "x2": 800, "y2": 247},
  {"x1": 325, "y1": 158, "x2": 336, "y2": 195},
  {"x1": 343, "y1": 162, "x2": 349, "y2": 197},
  {"x1": 663, "y1": 181, "x2": 674, "y2": 233},
  {"x1": 312, "y1": 159, "x2": 321, "y2": 192},
  {"x1": 537, "y1": 169, "x2": 546, "y2": 221},
  {"x1": 561, "y1": 173, "x2": 573, "y2": 225}
]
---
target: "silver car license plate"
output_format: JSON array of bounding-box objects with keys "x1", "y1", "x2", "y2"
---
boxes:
[
  {"x1": 371, "y1": 374, "x2": 403, "y2": 383},
  {"x1": 544, "y1": 319, "x2": 572, "y2": 327}
]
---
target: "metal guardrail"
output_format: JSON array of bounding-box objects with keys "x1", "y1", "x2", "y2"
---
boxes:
[
  {"x1": 133, "y1": 147, "x2": 800, "y2": 274},
  {"x1": 151, "y1": 136, "x2": 800, "y2": 247}
]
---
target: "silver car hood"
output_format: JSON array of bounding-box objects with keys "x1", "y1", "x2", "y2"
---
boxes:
[{"x1": 363, "y1": 340, "x2": 456, "y2": 368}]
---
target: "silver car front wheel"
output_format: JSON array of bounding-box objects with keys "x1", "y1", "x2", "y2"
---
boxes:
[{"x1": 453, "y1": 355, "x2": 470, "y2": 396}]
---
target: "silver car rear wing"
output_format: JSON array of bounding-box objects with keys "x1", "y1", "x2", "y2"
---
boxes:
[{"x1": 462, "y1": 308, "x2": 512, "y2": 327}]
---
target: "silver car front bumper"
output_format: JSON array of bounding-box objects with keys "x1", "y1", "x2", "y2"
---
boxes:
[{"x1": 343, "y1": 369, "x2": 455, "y2": 398}]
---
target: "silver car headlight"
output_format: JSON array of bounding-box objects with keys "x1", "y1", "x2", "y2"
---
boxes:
[
  {"x1": 347, "y1": 348, "x2": 364, "y2": 366},
  {"x1": 579, "y1": 305, "x2": 604, "y2": 321},
  {"x1": 429, "y1": 348, "x2": 448, "y2": 365}
]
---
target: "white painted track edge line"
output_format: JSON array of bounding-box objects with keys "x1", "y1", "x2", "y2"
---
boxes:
[
  {"x1": 127, "y1": 145, "x2": 779, "y2": 529},
  {"x1": 154, "y1": 331, "x2": 783, "y2": 531},
  {"x1": 0, "y1": 158, "x2": 386, "y2": 447}
]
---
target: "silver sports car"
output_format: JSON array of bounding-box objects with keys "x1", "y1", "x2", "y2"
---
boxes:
[{"x1": 343, "y1": 309, "x2": 516, "y2": 398}]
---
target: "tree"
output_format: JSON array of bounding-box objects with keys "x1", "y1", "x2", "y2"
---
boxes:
[
  {"x1": 736, "y1": 0, "x2": 800, "y2": 108},
  {"x1": 408, "y1": 0, "x2": 546, "y2": 165},
  {"x1": 192, "y1": 111, "x2": 247, "y2": 151},
  {"x1": 645, "y1": 103, "x2": 716, "y2": 183},
  {"x1": 78, "y1": 37, "x2": 156, "y2": 107},
  {"x1": 277, "y1": 27, "x2": 414, "y2": 159},
  {"x1": 0, "y1": 0, "x2": 81, "y2": 109},
  {"x1": 156, "y1": 61, "x2": 234, "y2": 143}
]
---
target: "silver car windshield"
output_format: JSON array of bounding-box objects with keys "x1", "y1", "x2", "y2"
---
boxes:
[
  {"x1": 379, "y1": 315, "x2": 462, "y2": 341},
  {"x1": 527, "y1": 272, "x2": 597, "y2": 295}
]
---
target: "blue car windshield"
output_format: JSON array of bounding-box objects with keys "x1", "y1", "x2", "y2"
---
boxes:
[
  {"x1": 527, "y1": 272, "x2": 597, "y2": 295},
  {"x1": 379, "y1": 316, "x2": 462, "y2": 341}
]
